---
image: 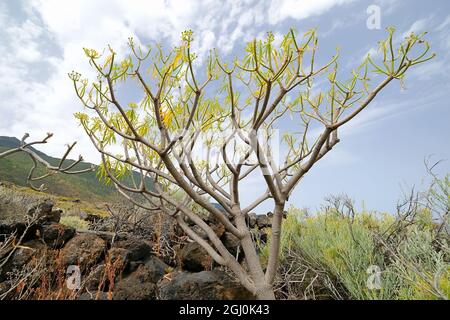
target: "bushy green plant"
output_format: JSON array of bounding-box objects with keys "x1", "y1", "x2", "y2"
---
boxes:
[
  {"x1": 60, "y1": 215, "x2": 90, "y2": 230},
  {"x1": 264, "y1": 196, "x2": 449, "y2": 300},
  {"x1": 271, "y1": 207, "x2": 388, "y2": 299},
  {"x1": 388, "y1": 227, "x2": 449, "y2": 299}
]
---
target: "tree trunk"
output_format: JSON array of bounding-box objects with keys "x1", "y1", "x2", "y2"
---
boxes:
[
  {"x1": 255, "y1": 285, "x2": 276, "y2": 300},
  {"x1": 233, "y1": 211, "x2": 276, "y2": 300},
  {"x1": 265, "y1": 202, "x2": 286, "y2": 285}
]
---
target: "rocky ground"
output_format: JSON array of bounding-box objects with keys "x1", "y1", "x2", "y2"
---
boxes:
[{"x1": 0, "y1": 182, "x2": 273, "y2": 300}]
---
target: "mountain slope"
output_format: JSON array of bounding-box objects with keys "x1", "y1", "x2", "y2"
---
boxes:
[{"x1": 0, "y1": 136, "x2": 152, "y2": 202}]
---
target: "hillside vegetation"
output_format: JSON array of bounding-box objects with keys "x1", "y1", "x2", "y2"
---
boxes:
[
  {"x1": 0, "y1": 181, "x2": 109, "y2": 222},
  {"x1": 0, "y1": 136, "x2": 152, "y2": 202}
]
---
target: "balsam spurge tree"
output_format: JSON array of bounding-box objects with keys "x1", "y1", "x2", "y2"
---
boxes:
[{"x1": 70, "y1": 28, "x2": 434, "y2": 299}]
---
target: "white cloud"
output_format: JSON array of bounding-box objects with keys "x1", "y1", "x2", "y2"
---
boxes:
[
  {"x1": 321, "y1": 17, "x2": 355, "y2": 37},
  {"x1": 373, "y1": 0, "x2": 402, "y2": 15},
  {"x1": 268, "y1": 0, "x2": 356, "y2": 24},
  {"x1": 408, "y1": 59, "x2": 447, "y2": 81},
  {"x1": 339, "y1": 90, "x2": 444, "y2": 138},
  {"x1": 436, "y1": 14, "x2": 450, "y2": 32},
  {"x1": 435, "y1": 15, "x2": 450, "y2": 51},
  {"x1": 402, "y1": 16, "x2": 434, "y2": 39},
  {"x1": 6, "y1": 19, "x2": 44, "y2": 63}
]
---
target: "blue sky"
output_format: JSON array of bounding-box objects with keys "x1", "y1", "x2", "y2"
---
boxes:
[{"x1": 0, "y1": 0, "x2": 449, "y2": 213}]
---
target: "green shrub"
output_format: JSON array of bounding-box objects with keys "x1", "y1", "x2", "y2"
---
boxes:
[
  {"x1": 60, "y1": 215, "x2": 90, "y2": 230},
  {"x1": 265, "y1": 201, "x2": 449, "y2": 300}
]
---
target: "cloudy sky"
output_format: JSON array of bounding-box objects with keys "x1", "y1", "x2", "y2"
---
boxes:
[{"x1": 0, "y1": 0, "x2": 449, "y2": 213}]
